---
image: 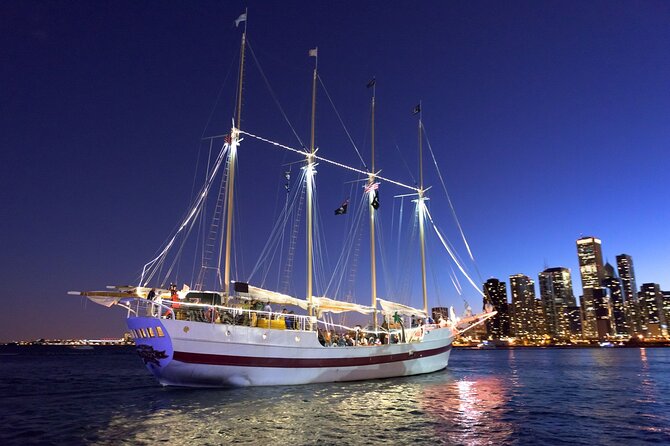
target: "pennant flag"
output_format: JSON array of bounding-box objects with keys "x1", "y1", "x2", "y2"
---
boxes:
[
  {"x1": 334, "y1": 199, "x2": 349, "y2": 215},
  {"x1": 371, "y1": 190, "x2": 380, "y2": 210},
  {"x1": 412, "y1": 104, "x2": 421, "y2": 115},
  {"x1": 234, "y1": 12, "x2": 247, "y2": 27},
  {"x1": 366, "y1": 78, "x2": 376, "y2": 88},
  {"x1": 309, "y1": 48, "x2": 318, "y2": 57}
]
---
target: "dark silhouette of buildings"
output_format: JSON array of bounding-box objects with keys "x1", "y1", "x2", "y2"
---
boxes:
[
  {"x1": 602, "y1": 262, "x2": 628, "y2": 336},
  {"x1": 483, "y1": 278, "x2": 510, "y2": 339}
]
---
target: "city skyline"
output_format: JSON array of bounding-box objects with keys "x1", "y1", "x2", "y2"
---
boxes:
[
  {"x1": 2, "y1": 1, "x2": 669, "y2": 342},
  {"x1": 481, "y1": 237, "x2": 669, "y2": 341}
]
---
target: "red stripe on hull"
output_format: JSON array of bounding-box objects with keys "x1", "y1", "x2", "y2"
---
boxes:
[{"x1": 173, "y1": 345, "x2": 451, "y2": 368}]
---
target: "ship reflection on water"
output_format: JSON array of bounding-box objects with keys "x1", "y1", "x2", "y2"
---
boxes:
[
  {"x1": 422, "y1": 376, "x2": 514, "y2": 445},
  {"x1": 86, "y1": 372, "x2": 515, "y2": 445}
]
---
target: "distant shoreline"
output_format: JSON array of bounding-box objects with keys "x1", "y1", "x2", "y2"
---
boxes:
[{"x1": 454, "y1": 342, "x2": 670, "y2": 349}]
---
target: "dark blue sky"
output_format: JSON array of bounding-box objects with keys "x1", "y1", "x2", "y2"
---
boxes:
[{"x1": 2, "y1": 1, "x2": 669, "y2": 342}]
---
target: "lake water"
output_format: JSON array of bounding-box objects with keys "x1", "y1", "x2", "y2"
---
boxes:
[{"x1": 1, "y1": 346, "x2": 668, "y2": 445}]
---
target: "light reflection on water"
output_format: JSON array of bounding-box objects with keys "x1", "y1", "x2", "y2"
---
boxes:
[
  {"x1": 422, "y1": 376, "x2": 514, "y2": 445},
  {"x1": 2, "y1": 346, "x2": 670, "y2": 445}
]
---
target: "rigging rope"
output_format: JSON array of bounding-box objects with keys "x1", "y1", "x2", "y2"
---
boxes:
[
  {"x1": 247, "y1": 39, "x2": 305, "y2": 149},
  {"x1": 421, "y1": 122, "x2": 476, "y2": 265},
  {"x1": 140, "y1": 143, "x2": 229, "y2": 287},
  {"x1": 239, "y1": 130, "x2": 419, "y2": 192},
  {"x1": 423, "y1": 205, "x2": 485, "y2": 298},
  {"x1": 317, "y1": 74, "x2": 368, "y2": 169}
]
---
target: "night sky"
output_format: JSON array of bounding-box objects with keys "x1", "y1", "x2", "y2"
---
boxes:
[{"x1": 2, "y1": 1, "x2": 669, "y2": 342}]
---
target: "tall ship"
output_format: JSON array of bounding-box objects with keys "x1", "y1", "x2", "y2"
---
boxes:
[{"x1": 70, "y1": 12, "x2": 495, "y2": 387}]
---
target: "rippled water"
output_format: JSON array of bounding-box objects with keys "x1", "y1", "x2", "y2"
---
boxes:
[{"x1": 1, "y1": 346, "x2": 669, "y2": 445}]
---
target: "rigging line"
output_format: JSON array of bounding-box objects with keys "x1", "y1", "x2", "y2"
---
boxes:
[
  {"x1": 239, "y1": 130, "x2": 419, "y2": 192},
  {"x1": 141, "y1": 143, "x2": 229, "y2": 286},
  {"x1": 247, "y1": 39, "x2": 305, "y2": 148},
  {"x1": 324, "y1": 193, "x2": 363, "y2": 297},
  {"x1": 421, "y1": 122, "x2": 477, "y2": 266},
  {"x1": 394, "y1": 141, "x2": 417, "y2": 186},
  {"x1": 316, "y1": 74, "x2": 367, "y2": 169},
  {"x1": 450, "y1": 266, "x2": 463, "y2": 294},
  {"x1": 248, "y1": 168, "x2": 306, "y2": 282},
  {"x1": 449, "y1": 272, "x2": 463, "y2": 296},
  {"x1": 159, "y1": 204, "x2": 204, "y2": 287},
  {"x1": 200, "y1": 51, "x2": 237, "y2": 139},
  {"x1": 423, "y1": 205, "x2": 485, "y2": 298}
]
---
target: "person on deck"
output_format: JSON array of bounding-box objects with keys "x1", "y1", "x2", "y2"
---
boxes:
[{"x1": 263, "y1": 302, "x2": 273, "y2": 319}]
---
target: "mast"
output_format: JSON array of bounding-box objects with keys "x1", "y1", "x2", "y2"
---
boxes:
[
  {"x1": 307, "y1": 48, "x2": 318, "y2": 317},
  {"x1": 417, "y1": 101, "x2": 428, "y2": 314},
  {"x1": 369, "y1": 80, "x2": 378, "y2": 330},
  {"x1": 224, "y1": 11, "x2": 247, "y2": 303}
]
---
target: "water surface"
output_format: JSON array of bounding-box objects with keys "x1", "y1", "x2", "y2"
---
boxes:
[{"x1": 1, "y1": 346, "x2": 668, "y2": 445}]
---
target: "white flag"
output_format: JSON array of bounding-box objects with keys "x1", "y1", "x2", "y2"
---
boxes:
[
  {"x1": 308, "y1": 48, "x2": 318, "y2": 57},
  {"x1": 235, "y1": 13, "x2": 247, "y2": 27}
]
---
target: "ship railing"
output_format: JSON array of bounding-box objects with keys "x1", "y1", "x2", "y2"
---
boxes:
[{"x1": 124, "y1": 298, "x2": 317, "y2": 332}]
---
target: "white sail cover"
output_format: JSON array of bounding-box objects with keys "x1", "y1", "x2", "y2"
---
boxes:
[
  {"x1": 377, "y1": 298, "x2": 427, "y2": 319},
  {"x1": 247, "y1": 286, "x2": 310, "y2": 310},
  {"x1": 312, "y1": 296, "x2": 375, "y2": 314}
]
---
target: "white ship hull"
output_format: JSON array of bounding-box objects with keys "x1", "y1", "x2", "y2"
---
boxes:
[{"x1": 129, "y1": 317, "x2": 454, "y2": 387}]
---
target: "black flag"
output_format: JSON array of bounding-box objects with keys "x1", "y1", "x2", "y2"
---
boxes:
[
  {"x1": 412, "y1": 104, "x2": 421, "y2": 115},
  {"x1": 371, "y1": 191, "x2": 380, "y2": 210},
  {"x1": 366, "y1": 78, "x2": 376, "y2": 88},
  {"x1": 335, "y1": 199, "x2": 349, "y2": 215}
]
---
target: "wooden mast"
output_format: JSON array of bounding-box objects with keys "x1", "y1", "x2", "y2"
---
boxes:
[
  {"x1": 417, "y1": 101, "x2": 428, "y2": 315},
  {"x1": 369, "y1": 80, "x2": 378, "y2": 330},
  {"x1": 224, "y1": 10, "x2": 247, "y2": 303},
  {"x1": 307, "y1": 48, "x2": 318, "y2": 317}
]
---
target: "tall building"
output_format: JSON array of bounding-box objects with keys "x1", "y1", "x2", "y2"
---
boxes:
[
  {"x1": 663, "y1": 291, "x2": 670, "y2": 334},
  {"x1": 566, "y1": 306, "x2": 583, "y2": 336},
  {"x1": 483, "y1": 278, "x2": 510, "y2": 339},
  {"x1": 533, "y1": 297, "x2": 547, "y2": 339},
  {"x1": 576, "y1": 237, "x2": 605, "y2": 339},
  {"x1": 616, "y1": 254, "x2": 641, "y2": 335},
  {"x1": 603, "y1": 276, "x2": 627, "y2": 336},
  {"x1": 538, "y1": 267, "x2": 577, "y2": 339},
  {"x1": 639, "y1": 283, "x2": 667, "y2": 337},
  {"x1": 509, "y1": 274, "x2": 537, "y2": 339},
  {"x1": 616, "y1": 254, "x2": 637, "y2": 302},
  {"x1": 593, "y1": 287, "x2": 613, "y2": 339}
]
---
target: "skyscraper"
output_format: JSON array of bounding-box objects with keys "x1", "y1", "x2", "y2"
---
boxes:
[
  {"x1": 663, "y1": 291, "x2": 670, "y2": 333},
  {"x1": 538, "y1": 267, "x2": 577, "y2": 339},
  {"x1": 639, "y1": 283, "x2": 667, "y2": 337},
  {"x1": 509, "y1": 274, "x2": 537, "y2": 339},
  {"x1": 576, "y1": 237, "x2": 605, "y2": 339},
  {"x1": 483, "y1": 278, "x2": 510, "y2": 339},
  {"x1": 593, "y1": 287, "x2": 613, "y2": 339},
  {"x1": 602, "y1": 262, "x2": 627, "y2": 336},
  {"x1": 616, "y1": 254, "x2": 641, "y2": 335}
]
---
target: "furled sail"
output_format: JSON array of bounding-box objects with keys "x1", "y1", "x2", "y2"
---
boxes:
[
  {"x1": 377, "y1": 298, "x2": 427, "y2": 319},
  {"x1": 312, "y1": 296, "x2": 375, "y2": 315}
]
